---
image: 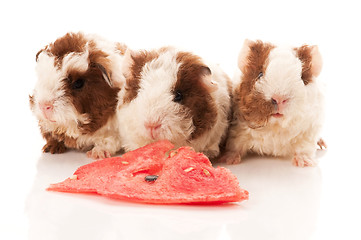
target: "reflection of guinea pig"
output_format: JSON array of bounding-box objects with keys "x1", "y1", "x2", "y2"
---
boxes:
[
  {"x1": 29, "y1": 32, "x2": 127, "y2": 159},
  {"x1": 117, "y1": 47, "x2": 232, "y2": 159},
  {"x1": 221, "y1": 39, "x2": 326, "y2": 166}
]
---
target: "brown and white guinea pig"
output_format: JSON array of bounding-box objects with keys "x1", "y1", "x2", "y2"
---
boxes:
[
  {"x1": 116, "y1": 47, "x2": 232, "y2": 159},
  {"x1": 29, "y1": 32, "x2": 127, "y2": 159},
  {"x1": 221, "y1": 39, "x2": 326, "y2": 167}
]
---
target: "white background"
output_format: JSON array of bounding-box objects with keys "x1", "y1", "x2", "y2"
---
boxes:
[{"x1": 1, "y1": 0, "x2": 361, "y2": 239}]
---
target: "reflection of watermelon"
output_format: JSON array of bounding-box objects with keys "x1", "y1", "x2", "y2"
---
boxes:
[{"x1": 48, "y1": 140, "x2": 248, "y2": 204}]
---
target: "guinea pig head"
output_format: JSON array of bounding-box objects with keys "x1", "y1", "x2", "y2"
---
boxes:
[
  {"x1": 235, "y1": 39, "x2": 322, "y2": 128},
  {"x1": 121, "y1": 47, "x2": 218, "y2": 146},
  {"x1": 30, "y1": 32, "x2": 119, "y2": 134}
]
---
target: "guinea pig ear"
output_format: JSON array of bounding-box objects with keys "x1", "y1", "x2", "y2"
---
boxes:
[
  {"x1": 94, "y1": 63, "x2": 112, "y2": 87},
  {"x1": 199, "y1": 66, "x2": 218, "y2": 93},
  {"x1": 121, "y1": 49, "x2": 135, "y2": 79},
  {"x1": 295, "y1": 45, "x2": 323, "y2": 84},
  {"x1": 237, "y1": 39, "x2": 254, "y2": 73},
  {"x1": 116, "y1": 42, "x2": 128, "y2": 55},
  {"x1": 310, "y1": 45, "x2": 323, "y2": 77},
  {"x1": 35, "y1": 49, "x2": 44, "y2": 62}
]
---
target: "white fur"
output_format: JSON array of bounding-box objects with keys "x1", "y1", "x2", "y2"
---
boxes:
[
  {"x1": 62, "y1": 50, "x2": 89, "y2": 73},
  {"x1": 117, "y1": 48, "x2": 231, "y2": 158},
  {"x1": 224, "y1": 45, "x2": 325, "y2": 166},
  {"x1": 33, "y1": 53, "x2": 81, "y2": 126},
  {"x1": 34, "y1": 54, "x2": 66, "y2": 106}
]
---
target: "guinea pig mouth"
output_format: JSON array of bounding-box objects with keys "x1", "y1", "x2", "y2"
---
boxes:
[{"x1": 271, "y1": 113, "x2": 284, "y2": 118}]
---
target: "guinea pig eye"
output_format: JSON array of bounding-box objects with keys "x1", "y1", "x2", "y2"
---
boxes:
[
  {"x1": 257, "y1": 72, "x2": 263, "y2": 80},
  {"x1": 72, "y1": 78, "x2": 85, "y2": 89},
  {"x1": 173, "y1": 90, "x2": 183, "y2": 102}
]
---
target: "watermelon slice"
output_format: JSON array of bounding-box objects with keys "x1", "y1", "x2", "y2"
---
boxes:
[{"x1": 48, "y1": 140, "x2": 249, "y2": 204}]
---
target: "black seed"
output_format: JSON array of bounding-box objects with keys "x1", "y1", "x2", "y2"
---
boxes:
[{"x1": 145, "y1": 175, "x2": 158, "y2": 182}]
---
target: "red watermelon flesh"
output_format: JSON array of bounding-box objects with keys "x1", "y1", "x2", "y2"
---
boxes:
[
  {"x1": 48, "y1": 140, "x2": 249, "y2": 204},
  {"x1": 47, "y1": 140, "x2": 174, "y2": 193}
]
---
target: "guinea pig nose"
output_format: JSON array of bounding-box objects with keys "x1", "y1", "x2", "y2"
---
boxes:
[
  {"x1": 271, "y1": 95, "x2": 289, "y2": 105},
  {"x1": 39, "y1": 101, "x2": 55, "y2": 121},
  {"x1": 271, "y1": 95, "x2": 289, "y2": 113},
  {"x1": 39, "y1": 101, "x2": 54, "y2": 111},
  {"x1": 144, "y1": 122, "x2": 162, "y2": 140}
]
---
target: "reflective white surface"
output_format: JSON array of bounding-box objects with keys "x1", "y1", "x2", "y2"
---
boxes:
[
  {"x1": 26, "y1": 152, "x2": 324, "y2": 240},
  {"x1": 1, "y1": 0, "x2": 361, "y2": 239}
]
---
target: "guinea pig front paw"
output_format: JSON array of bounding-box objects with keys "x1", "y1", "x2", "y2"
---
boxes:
[
  {"x1": 42, "y1": 140, "x2": 67, "y2": 154},
  {"x1": 86, "y1": 148, "x2": 111, "y2": 160},
  {"x1": 292, "y1": 154, "x2": 316, "y2": 167},
  {"x1": 317, "y1": 138, "x2": 327, "y2": 150},
  {"x1": 219, "y1": 152, "x2": 242, "y2": 165},
  {"x1": 203, "y1": 149, "x2": 220, "y2": 160}
]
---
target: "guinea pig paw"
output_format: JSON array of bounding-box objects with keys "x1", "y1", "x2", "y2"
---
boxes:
[
  {"x1": 86, "y1": 148, "x2": 111, "y2": 160},
  {"x1": 42, "y1": 141, "x2": 67, "y2": 154},
  {"x1": 219, "y1": 152, "x2": 242, "y2": 165},
  {"x1": 317, "y1": 138, "x2": 327, "y2": 150},
  {"x1": 203, "y1": 149, "x2": 220, "y2": 160},
  {"x1": 292, "y1": 154, "x2": 316, "y2": 167}
]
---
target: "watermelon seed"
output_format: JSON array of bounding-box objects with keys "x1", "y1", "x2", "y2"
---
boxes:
[
  {"x1": 203, "y1": 169, "x2": 211, "y2": 176},
  {"x1": 145, "y1": 175, "x2": 159, "y2": 182},
  {"x1": 169, "y1": 151, "x2": 178, "y2": 157},
  {"x1": 69, "y1": 175, "x2": 78, "y2": 180},
  {"x1": 121, "y1": 161, "x2": 129, "y2": 165},
  {"x1": 184, "y1": 167, "x2": 195, "y2": 172}
]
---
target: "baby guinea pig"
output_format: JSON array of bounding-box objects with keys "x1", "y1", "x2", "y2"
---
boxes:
[
  {"x1": 221, "y1": 39, "x2": 326, "y2": 167},
  {"x1": 117, "y1": 47, "x2": 232, "y2": 159},
  {"x1": 29, "y1": 32, "x2": 127, "y2": 159}
]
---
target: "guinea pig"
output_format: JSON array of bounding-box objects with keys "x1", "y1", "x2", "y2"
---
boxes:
[
  {"x1": 116, "y1": 47, "x2": 232, "y2": 159},
  {"x1": 29, "y1": 32, "x2": 127, "y2": 159},
  {"x1": 220, "y1": 39, "x2": 326, "y2": 167}
]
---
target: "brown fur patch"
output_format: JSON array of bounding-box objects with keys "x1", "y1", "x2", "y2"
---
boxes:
[
  {"x1": 295, "y1": 45, "x2": 313, "y2": 85},
  {"x1": 123, "y1": 50, "x2": 160, "y2": 104},
  {"x1": 235, "y1": 40, "x2": 275, "y2": 128},
  {"x1": 41, "y1": 132, "x2": 68, "y2": 154},
  {"x1": 43, "y1": 32, "x2": 88, "y2": 68},
  {"x1": 41, "y1": 128, "x2": 79, "y2": 153},
  {"x1": 63, "y1": 63, "x2": 119, "y2": 134},
  {"x1": 175, "y1": 51, "x2": 217, "y2": 139}
]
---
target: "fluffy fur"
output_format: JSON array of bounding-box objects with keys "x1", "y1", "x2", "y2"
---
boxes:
[
  {"x1": 30, "y1": 32, "x2": 127, "y2": 159},
  {"x1": 117, "y1": 47, "x2": 231, "y2": 158},
  {"x1": 221, "y1": 39, "x2": 325, "y2": 167}
]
